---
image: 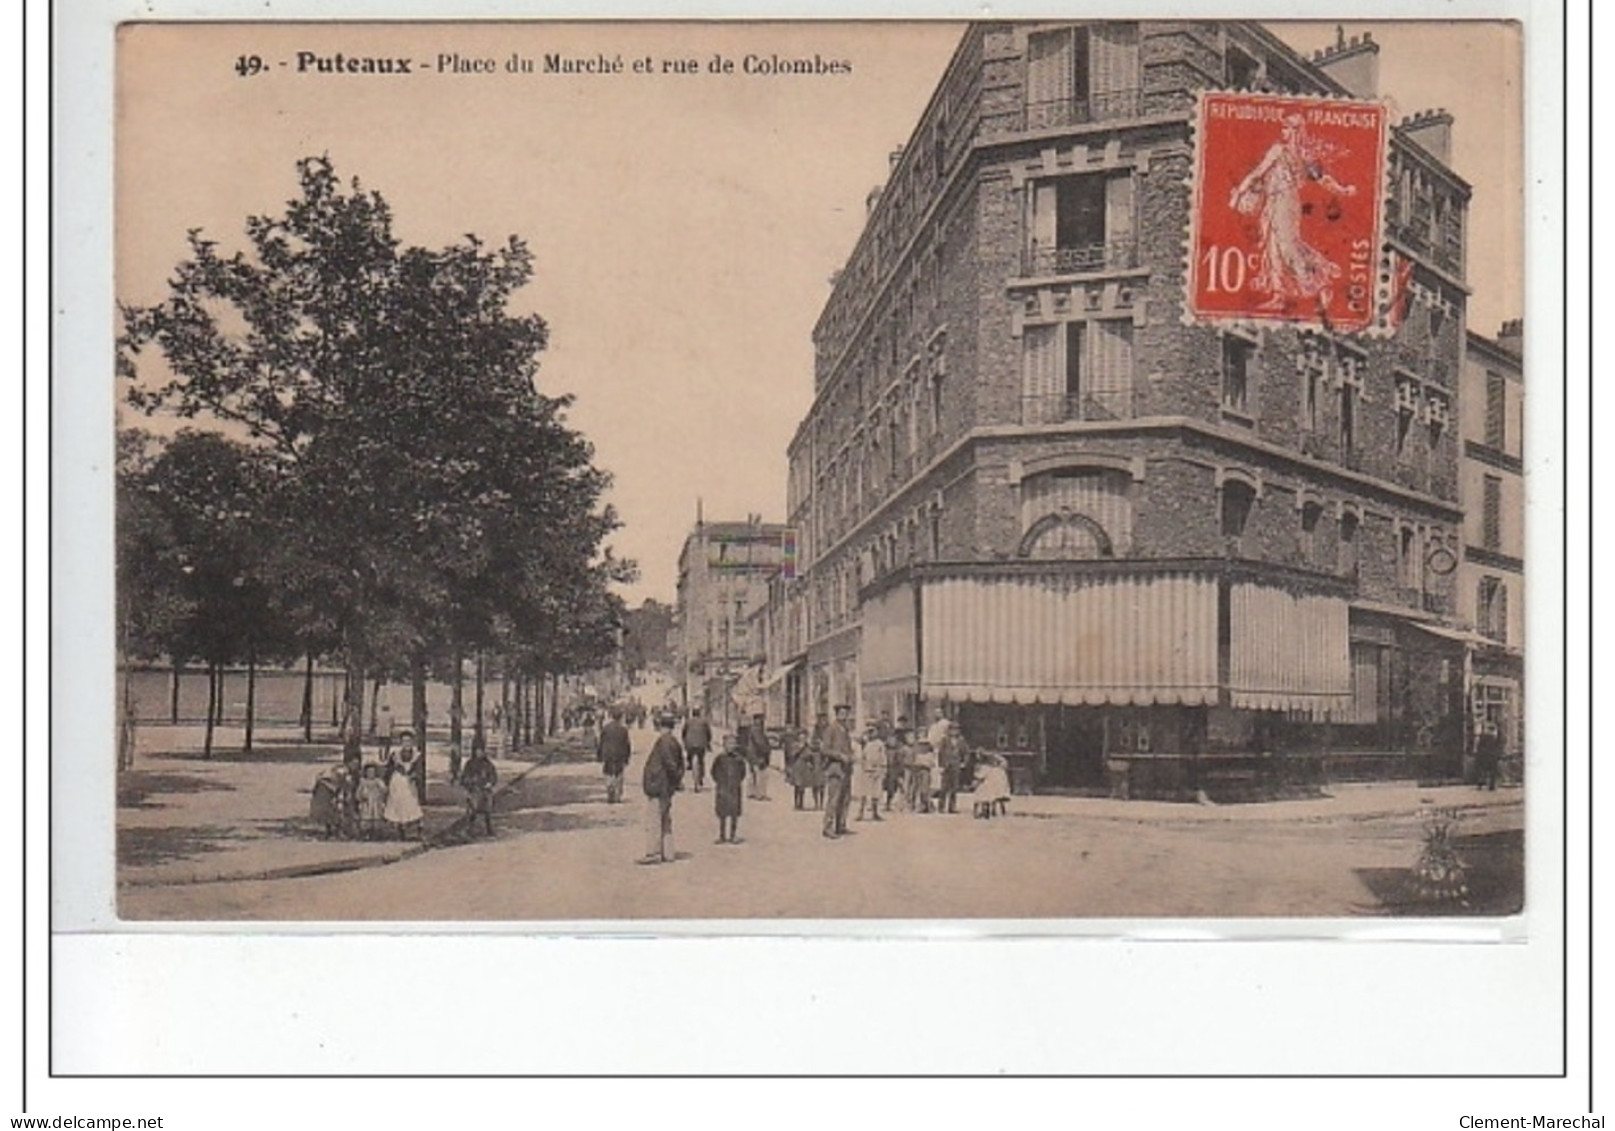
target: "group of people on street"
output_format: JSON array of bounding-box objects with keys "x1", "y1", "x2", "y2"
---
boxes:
[
  {"x1": 783, "y1": 705, "x2": 1007, "y2": 837},
  {"x1": 310, "y1": 728, "x2": 500, "y2": 842},
  {"x1": 602, "y1": 700, "x2": 1015, "y2": 864}
]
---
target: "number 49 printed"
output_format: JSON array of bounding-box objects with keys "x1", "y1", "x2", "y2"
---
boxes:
[{"x1": 1188, "y1": 91, "x2": 1388, "y2": 334}]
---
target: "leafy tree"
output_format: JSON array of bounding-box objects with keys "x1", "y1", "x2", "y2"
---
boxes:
[{"x1": 119, "y1": 157, "x2": 632, "y2": 759}]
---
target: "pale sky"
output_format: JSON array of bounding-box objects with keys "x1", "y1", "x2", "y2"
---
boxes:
[{"x1": 118, "y1": 21, "x2": 1522, "y2": 606}]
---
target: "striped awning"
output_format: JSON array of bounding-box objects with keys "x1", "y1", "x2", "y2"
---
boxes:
[
  {"x1": 919, "y1": 571, "x2": 1219, "y2": 706},
  {"x1": 1228, "y1": 583, "x2": 1351, "y2": 713}
]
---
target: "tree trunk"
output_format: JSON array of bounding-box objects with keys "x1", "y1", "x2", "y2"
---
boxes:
[
  {"x1": 243, "y1": 646, "x2": 257, "y2": 754},
  {"x1": 203, "y1": 662, "x2": 217, "y2": 759},
  {"x1": 450, "y1": 647, "x2": 465, "y2": 750},
  {"x1": 118, "y1": 664, "x2": 137, "y2": 771},
  {"x1": 549, "y1": 672, "x2": 561, "y2": 738},
  {"x1": 521, "y1": 674, "x2": 533, "y2": 749},
  {"x1": 410, "y1": 650, "x2": 428, "y2": 802},
  {"x1": 369, "y1": 675, "x2": 383, "y2": 737},
  {"x1": 501, "y1": 670, "x2": 512, "y2": 749},
  {"x1": 170, "y1": 658, "x2": 182, "y2": 725},
  {"x1": 342, "y1": 633, "x2": 365, "y2": 766},
  {"x1": 473, "y1": 650, "x2": 486, "y2": 752},
  {"x1": 300, "y1": 649, "x2": 315, "y2": 743}
]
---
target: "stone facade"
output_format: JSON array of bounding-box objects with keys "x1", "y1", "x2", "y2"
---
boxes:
[{"x1": 771, "y1": 22, "x2": 1477, "y2": 791}]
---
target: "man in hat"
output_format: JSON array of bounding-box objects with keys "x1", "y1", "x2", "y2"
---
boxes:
[
  {"x1": 682, "y1": 707, "x2": 713, "y2": 793},
  {"x1": 821, "y1": 703, "x2": 855, "y2": 838},
  {"x1": 742, "y1": 711, "x2": 773, "y2": 801},
  {"x1": 597, "y1": 706, "x2": 633, "y2": 804},
  {"x1": 937, "y1": 721, "x2": 969, "y2": 814},
  {"x1": 640, "y1": 713, "x2": 686, "y2": 864}
]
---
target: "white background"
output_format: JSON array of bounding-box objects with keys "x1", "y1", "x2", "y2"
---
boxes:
[{"x1": 22, "y1": 0, "x2": 1595, "y2": 1124}]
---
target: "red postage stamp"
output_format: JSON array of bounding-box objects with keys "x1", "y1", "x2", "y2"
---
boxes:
[{"x1": 1189, "y1": 92, "x2": 1388, "y2": 334}]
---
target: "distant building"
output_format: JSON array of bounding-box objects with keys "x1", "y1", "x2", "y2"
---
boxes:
[
  {"x1": 673, "y1": 514, "x2": 788, "y2": 727},
  {"x1": 1459, "y1": 320, "x2": 1524, "y2": 766},
  {"x1": 766, "y1": 22, "x2": 1480, "y2": 796}
]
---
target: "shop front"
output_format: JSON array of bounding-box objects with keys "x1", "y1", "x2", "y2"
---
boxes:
[{"x1": 866, "y1": 560, "x2": 1356, "y2": 798}]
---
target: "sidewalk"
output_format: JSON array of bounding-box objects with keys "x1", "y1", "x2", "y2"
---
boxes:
[
  {"x1": 1005, "y1": 780, "x2": 1523, "y2": 826},
  {"x1": 116, "y1": 724, "x2": 582, "y2": 888}
]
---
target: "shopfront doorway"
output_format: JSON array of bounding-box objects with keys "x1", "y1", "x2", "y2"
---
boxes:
[{"x1": 1042, "y1": 706, "x2": 1106, "y2": 788}]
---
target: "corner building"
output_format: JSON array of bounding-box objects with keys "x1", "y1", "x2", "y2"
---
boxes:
[{"x1": 782, "y1": 22, "x2": 1472, "y2": 796}]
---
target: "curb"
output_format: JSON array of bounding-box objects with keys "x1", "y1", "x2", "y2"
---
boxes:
[
  {"x1": 119, "y1": 746, "x2": 566, "y2": 889},
  {"x1": 1011, "y1": 795, "x2": 1523, "y2": 828}
]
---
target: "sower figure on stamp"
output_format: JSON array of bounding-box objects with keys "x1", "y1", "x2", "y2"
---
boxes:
[
  {"x1": 1229, "y1": 112, "x2": 1357, "y2": 311},
  {"x1": 597, "y1": 706, "x2": 632, "y2": 804},
  {"x1": 640, "y1": 713, "x2": 686, "y2": 864}
]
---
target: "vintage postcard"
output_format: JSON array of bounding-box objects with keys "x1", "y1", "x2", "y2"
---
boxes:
[{"x1": 109, "y1": 18, "x2": 1528, "y2": 925}]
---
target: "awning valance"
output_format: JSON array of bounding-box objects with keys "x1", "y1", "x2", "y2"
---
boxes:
[
  {"x1": 760, "y1": 660, "x2": 803, "y2": 690},
  {"x1": 1228, "y1": 583, "x2": 1351, "y2": 714},
  {"x1": 919, "y1": 571, "x2": 1220, "y2": 706}
]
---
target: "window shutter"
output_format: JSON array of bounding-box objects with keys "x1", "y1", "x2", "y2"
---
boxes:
[{"x1": 1089, "y1": 23, "x2": 1140, "y2": 96}]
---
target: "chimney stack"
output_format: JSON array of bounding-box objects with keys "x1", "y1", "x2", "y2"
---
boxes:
[
  {"x1": 1497, "y1": 318, "x2": 1523, "y2": 357},
  {"x1": 1312, "y1": 27, "x2": 1380, "y2": 99},
  {"x1": 1399, "y1": 107, "x2": 1454, "y2": 165}
]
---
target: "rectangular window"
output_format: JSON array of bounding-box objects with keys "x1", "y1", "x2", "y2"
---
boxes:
[
  {"x1": 1026, "y1": 24, "x2": 1140, "y2": 128},
  {"x1": 1482, "y1": 475, "x2": 1502, "y2": 551},
  {"x1": 1221, "y1": 335, "x2": 1253, "y2": 417},
  {"x1": 1485, "y1": 372, "x2": 1507, "y2": 449},
  {"x1": 1477, "y1": 576, "x2": 1506, "y2": 642},
  {"x1": 1022, "y1": 319, "x2": 1132, "y2": 423},
  {"x1": 1026, "y1": 173, "x2": 1134, "y2": 274},
  {"x1": 1298, "y1": 345, "x2": 1325, "y2": 433},
  {"x1": 1064, "y1": 321, "x2": 1086, "y2": 398},
  {"x1": 1399, "y1": 525, "x2": 1421, "y2": 589},
  {"x1": 1339, "y1": 382, "x2": 1356, "y2": 452}
]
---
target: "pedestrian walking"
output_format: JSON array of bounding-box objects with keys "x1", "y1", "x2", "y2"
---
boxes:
[
  {"x1": 855, "y1": 723, "x2": 888, "y2": 822},
  {"x1": 682, "y1": 708, "x2": 712, "y2": 793},
  {"x1": 821, "y1": 704, "x2": 855, "y2": 838},
  {"x1": 640, "y1": 714, "x2": 686, "y2": 864},
  {"x1": 459, "y1": 745, "x2": 498, "y2": 837},
  {"x1": 743, "y1": 711, "x2": 772, "y2": 801},
  {"x1": 711, "y1": 734, "x2": 747, "y2": 844},
  {"x1": 937, "y1": 722, "x2": 967, "y2": 814},
  {"x1": 384, "y1": 738, "x2": 425, "y2": 840},
  {"x1": 597, "y1": 707, "x2": 633, "y2": 804}
]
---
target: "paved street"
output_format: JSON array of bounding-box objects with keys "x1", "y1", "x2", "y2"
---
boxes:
[{"x1": 118, "y1": 723, "x2": 1524, "y2": 921}]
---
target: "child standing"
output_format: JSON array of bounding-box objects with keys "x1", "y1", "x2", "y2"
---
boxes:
[
  {"x1": 710, "y1": 734, "x2": 748, "y2": 844},
  {"x1": 356, "y1": 762, "x2": 388, "y2": 839},
  {"x1": 459, "y1": 745, "x2": 498, "y2": 837}
]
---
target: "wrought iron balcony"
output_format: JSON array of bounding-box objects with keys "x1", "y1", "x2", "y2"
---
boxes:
[
  {"x1": 1020, "y1": 237, "x2": 1139, "y2": 278},
  {"x1": 1020, "y1": 392, "x2": 1129, "y2": 426},
  {"x1": 980, "y1": 90, "x2": 1143, "y2": 137}
]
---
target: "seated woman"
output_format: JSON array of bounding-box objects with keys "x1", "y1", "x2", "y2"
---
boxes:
[{"x1": 972, "y1": 752, "x2": 1012, "y2": 819}]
